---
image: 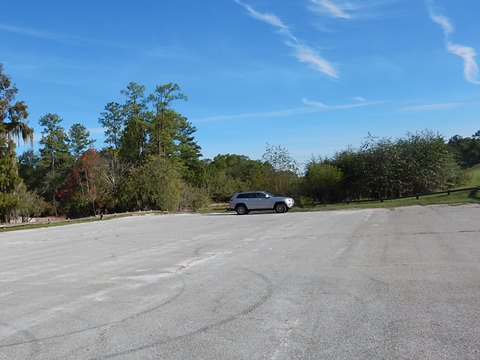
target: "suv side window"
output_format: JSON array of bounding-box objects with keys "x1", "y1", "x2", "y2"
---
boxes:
[
  {"x1": 237, "y1": 193, "x2": 256, "y2": 199},
  {"x1": 256, "y1": 192, "x2": 267, "y2": 198}
]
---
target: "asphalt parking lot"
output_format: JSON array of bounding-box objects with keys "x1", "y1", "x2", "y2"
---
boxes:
[{"x1": 1, "y1": 205, "x2": 480, "y2": 359}]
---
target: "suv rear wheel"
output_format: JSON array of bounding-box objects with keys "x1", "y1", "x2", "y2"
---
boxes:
[
  {"x1": 236, "y1": 204, "x2": 248, "y2": 215},
  {"x1": 274, "y1": 202, "x2": 287, "y2": 213}
]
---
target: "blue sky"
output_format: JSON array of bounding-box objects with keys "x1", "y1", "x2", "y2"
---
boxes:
[{"x1": 2, "y1": 0, "x2": 479, "y2": 164}]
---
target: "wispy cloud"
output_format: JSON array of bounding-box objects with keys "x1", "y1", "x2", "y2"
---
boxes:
[
  {"x1": 446, "y1": 44, "x2": 480, "y2": 85},
  {"x1": 302, "y1": 98, "x2": 328, "y2": 108},
  {"x1": 195, "y1": 98, "x2": 384, "y2": 123},
  {"x1": 399, "y1": 102, "x2": 464, "y2": 112},
  {"x1": 308, "y1": 0, "x2": 399, "y2": 21},
  {"x1": 303, "y1": 98, "x2": 386, "y2": 109},
  {"x1": 0, "y1": 23, "x2": 127, "y2": 49},
  {"x1": 309, "y1": 0, "x2": 351, "y2": 19},
  {"x1": 0, "y1": 23, "x2": 90, "y2": 44},
  {"x1": 429, "y1": 13, "x2": 453, "y2": 34},
  {"x1": 292, "y1": 44, "x2": 338, "y2": 78},
  {"x1": 353, "y1": 96, "x2": 367, "y2": 102},
  {"x1": 194, "y1": 107, "x2": 317, "y2": 123},
  {"x1": 426, "y1": 0, "x2": 480, "y2": 85},
  {"x1": 233, "y1": 0, "x2": 296, "y2": 41},
  {"x1": 0, "y1": 23, "x2": 59, "y2": 40},
  {"x1": 234, "y1": 0, "x2": 338, "y2": 78}
]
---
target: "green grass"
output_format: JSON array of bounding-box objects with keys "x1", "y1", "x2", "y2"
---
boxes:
[
  {"x1": 293, "y1": 190, "x2": 479, "y2": 212},
  {"x1": 464, "y1": 164, "x2": 480, "y2": 187},
  {"x1": 196, "y1": 203, "x2": 229, "y2": 214}
]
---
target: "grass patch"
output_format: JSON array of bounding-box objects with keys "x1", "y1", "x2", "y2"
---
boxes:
[
  {"x1": 464, "y1": 164, "x2": 480, "y2": 187},
  {"x1": 294, "y1": 188, "x2": 479, "y2": 212},
  {"x1": 196, "y1": 203, "x2": 229, "y2": 214}
]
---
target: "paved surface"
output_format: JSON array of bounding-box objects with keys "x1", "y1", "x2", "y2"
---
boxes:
[{"x1": 1, "y1": 205, "x2": 480, "y2": 360}]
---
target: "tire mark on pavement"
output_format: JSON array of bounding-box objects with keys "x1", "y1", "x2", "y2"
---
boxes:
[
  {"x1": 301, "y1": 287, "x2": 369, "y2": 359},
  {"x1": 0, "y1": 277, "x2": 186, "y2": 350},
  {"x1": 333, "y1": 211, "x2": 376, "y2": 265},
  {"x1": 95, "y1": 268, "x2": 274, "y2": 360},
  {"x1": 0, "y1": 321, "x2": 40, "y2": 359},
  {"x1": 0, "y1": 245, "x2": 232, "y2": 351}
]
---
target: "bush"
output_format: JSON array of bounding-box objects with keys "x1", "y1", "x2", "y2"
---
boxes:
[
  {"x1": 120, "y1": 156, "x2": 183, "y2": 211},
  {"x1": 304, "y1": 163, "x2": 343, "y2": 204},
  {"x1": 180, "y1": 186, "x2": 211, "y2": 212}
]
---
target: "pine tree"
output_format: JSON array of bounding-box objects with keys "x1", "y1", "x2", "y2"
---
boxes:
[
  {"x1": 38, "y1": 113, "x2": 73, "y2": 214},
  {"x1": 119, "y1": 82, "x2": 148, "y2": 165},
  {"x1": 68, "y1": 123, "x2": 95, "y2": 159}
]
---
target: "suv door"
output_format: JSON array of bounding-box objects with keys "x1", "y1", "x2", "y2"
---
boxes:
[
  {"x1": 237, "y1": 193, "x2": 258, "y2": 209},
  {"x1": 255, "y1": 192, "x2": 273, "y2": 209}
]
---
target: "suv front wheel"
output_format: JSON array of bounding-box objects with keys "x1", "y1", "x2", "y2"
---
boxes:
[
  {"x1": 235, "y1": 204, "x2": 248, "y2": 215},
  {"x1": 274, "y1": 202, "x2": 287, "y2": 213}
]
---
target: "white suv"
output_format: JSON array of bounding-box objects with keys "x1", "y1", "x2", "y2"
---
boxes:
[{"x1": 229, "y1": 191, "x2": 294, "y2": 215}]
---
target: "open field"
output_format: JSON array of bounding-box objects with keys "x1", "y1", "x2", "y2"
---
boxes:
[{"x1": 1, "y1": 205, "x2": 480, "y2": 359}]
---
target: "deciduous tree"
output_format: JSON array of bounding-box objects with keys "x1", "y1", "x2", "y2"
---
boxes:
[
  {"x1": 304, "y1": 162, "x2": 343, "y2": 204},
  {"x1": 120, "y1": 156, "x2": 183, "y2": 211}
]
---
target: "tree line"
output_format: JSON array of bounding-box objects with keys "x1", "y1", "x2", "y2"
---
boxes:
[{"x1": 1, "y1": 65, "x2": 479, "y2": 222}]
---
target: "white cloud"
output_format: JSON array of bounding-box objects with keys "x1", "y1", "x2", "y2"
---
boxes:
[
  {"x1": 194, "y1": 107, "x2": 317, "y2": 123},
  {"x1": 426, "y1": 0, "x2": 480, "y2": 85},
  {"x1": 429, "y1": 13, "x2": 454, "y2": 34},
  {"x1": 293, "y1": 44, "x2": 338, "y2": 78},
  {"x1": 304, "y1": 98, "x2": 385, "y2": 109},
  {"x1": 0, "y1": 23, "x2": 61, "y2": 40},
  {"x1": 0, "y1": 23, "x2": 92, "y2": 45},
  {"x1": 242, "y1": 5, "x2": 286, "y2": 30},
  {"x1": 302, "y1": 98, "x2": 328, "y2": 108},
  {"x1": 195, "y1": 98, "x2": 384, "y2": 123},
  {"x1": 233, "y1": 0, "x2": 296, "y2": 41},
  {"x1": 308, "y1": 0, "x2": 400, "y2": 21},
  {"x1": 353, "y1": 96, "x2": 367, "y2": 102},
  {"x1": 234, "y1": 0, "x2": 337, "y2": 78},
  {"x1": 446, "y1": 43, "x2": 480, "y2": 85},
  {"x1": 309, "y1": 0, "x2": 351, "y2": 19},
  {"x1": 399, "y1": 102, "x2": 463, "y2": 112}
]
